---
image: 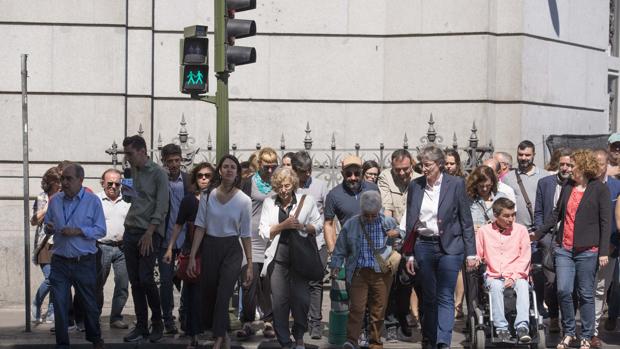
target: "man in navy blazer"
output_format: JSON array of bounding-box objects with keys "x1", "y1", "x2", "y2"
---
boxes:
[
  {"x1": 593, "y1": 150, "x2": 620, "y2": 343},
  {"x1": 402, "y1": 146, "x2": 476, "y2": 349},
  {"x1": 533, "y1": 148, "x2": 572, "y2": 332}
]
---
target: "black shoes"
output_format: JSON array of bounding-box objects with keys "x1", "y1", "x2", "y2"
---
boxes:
[
  {"x1": 164, "y1": 322, "x2": 178, "y2": 335},
  {"x1": 123, "y1": 327, "x2": 148, "y2": 342},
  {"x1": 149, "y1": 321, "x2": 164, "y2": 343}
]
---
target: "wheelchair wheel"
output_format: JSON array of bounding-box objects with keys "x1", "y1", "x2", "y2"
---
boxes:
[
  {"x1": 474, "y1": 329, "x2": 486, "y2": 349},
  {"x1": 532, "y1": 328, "x2": 546, "y2": 349}
]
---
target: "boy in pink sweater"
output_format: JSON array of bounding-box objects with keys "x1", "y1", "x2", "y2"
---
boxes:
[{"x1": 476, "y1": 197, "x2": 531, "y2": 343}]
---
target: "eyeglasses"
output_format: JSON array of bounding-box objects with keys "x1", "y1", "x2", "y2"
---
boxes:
[
  {"x1": 106, "y1": 182, "x2": 121, "y2": 188},
  {"x1": 262, "y1": 165, "x2": 278, "y2": 172},
  {"x1": 345, "y1": 170, "x2": 362, "y2": 178},
  {"x1": 421, "y1": 162, "x2": 436, "y2": 170},
  {"x1": 197, "y1": 173, "x2": 212, "y2": 179}
]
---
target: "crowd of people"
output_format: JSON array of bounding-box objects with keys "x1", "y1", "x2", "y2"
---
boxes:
[{"x1": 29, "y1": 133, "x2": 620, "y2": 349}]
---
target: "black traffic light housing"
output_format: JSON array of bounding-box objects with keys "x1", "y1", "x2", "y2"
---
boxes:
[
  {"x1": 180, "y1": 25, "x2": 209, "y2": 95},
  {"x1": 225, "y1": 0, "x2": 257, "y2": 71}
]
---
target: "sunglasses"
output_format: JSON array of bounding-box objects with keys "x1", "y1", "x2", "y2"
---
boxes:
[
  {"x1": 345, "y1": 170, "x2": 362, "y2": 178},
  {"x1": 197, "y1": 172, "x2": 212, "y2": 179},
  {"x1": 106, "y1": 182, "x2": 121, "y2": 188},
  {"x1": 262, "y1": 165, "x2": 278, "y2": 171}
]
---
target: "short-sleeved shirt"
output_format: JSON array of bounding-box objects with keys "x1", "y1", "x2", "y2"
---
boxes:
[
  {"x1": 324, "y1": 181, "x2": 379, "y2": 226},
  {"x1": 195, "y1": 188, "x2": 252, "y2": 238}
]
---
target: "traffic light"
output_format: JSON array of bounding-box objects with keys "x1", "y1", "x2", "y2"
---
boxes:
[
  {"x1": 225, "y1": 0, "x2": 256, "y2": 71},
  {"x1": 180, "y1": 25, "x2": 209, "y2": 95}
]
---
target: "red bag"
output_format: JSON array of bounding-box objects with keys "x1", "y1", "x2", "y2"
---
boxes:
[{"x1": 176, "y1": 252, "x2": 201, "y2": 283}]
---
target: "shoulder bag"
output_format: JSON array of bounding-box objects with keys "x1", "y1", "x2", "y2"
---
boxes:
[
  {"x1": 288, "y1": 195, "x2": 325, "y2": 281},
  {"x1": 359, "y1": 217, "x2": 401, "y2": 275}
]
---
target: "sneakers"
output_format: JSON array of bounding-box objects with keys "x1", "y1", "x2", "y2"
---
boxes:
[
  {"x1": 516, "y1": 327, "x2": 531, "y2": 343},
  {"x1": 44, "y1": 313, "x2": 54, "y2": 324},
  {"x1": 110, "y1": 320, "x2": 129, "y2": 329},
  {"x1": 549, "y1": 317, "x2": 561, "y2": 333},
  {"x1": 496, "y1": 328, "x2": 511, "y2": 342},
  {"x1": 123, "y1": 327, "x2": 148, "y2": 342},
  {"x1": 386, "y1": 326, "x2": 398, "y2": 343},
  {"x1": 149, "y1": 321, "x2": 164, "y2": 343},
  {"x1": 31, "y1": 304, "x2": 42, "y2": 324},
  {"x1": 358, "y1": 328, "x2": 369, "y2": 347},
  {"x1": 310, "y1": 325, "x2": 322, "y2": 339}
]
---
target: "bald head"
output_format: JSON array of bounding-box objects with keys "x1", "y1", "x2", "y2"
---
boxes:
[{"x1": 483, "y1": 158, "x2": 501, "y2": 175}]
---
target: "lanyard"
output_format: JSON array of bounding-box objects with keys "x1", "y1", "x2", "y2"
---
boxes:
[{"x1": 63, "y1": 190, "x2": 83, "y2": 224}]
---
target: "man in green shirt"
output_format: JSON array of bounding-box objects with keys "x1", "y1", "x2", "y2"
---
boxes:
[{"x1": 121, "y1": 135, "x2": 170, "y2": 343}]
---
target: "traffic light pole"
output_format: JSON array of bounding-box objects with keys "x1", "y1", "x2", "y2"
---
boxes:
[
  {"x1": 213, "y1": 0, "x2": 229, "y2": 160},
  {"x1": 198, "y1": 0, "x2": 229, "y2": 160}
]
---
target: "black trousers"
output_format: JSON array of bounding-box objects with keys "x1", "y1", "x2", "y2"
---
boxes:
[
  {"x1": 123, "y1": 229, "x2": 163, "y2": 329},
  {"x1": 200, "y1": 235, "x2": 242, "y2": 338},
  {"x1": 239, "y1": 262, "x2": 273, "y2": 323}
]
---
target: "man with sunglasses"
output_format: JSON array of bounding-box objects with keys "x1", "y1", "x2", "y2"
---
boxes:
[
  {"x1": 96, "y1": 168, "x2": 130, "y2": 330},
  {"x1": 159, "y1": 143, "x2": 193, "y2": 335},
  {"x1": 325, "y1": 155, "x2": 379, "y2": 254},
  {"x1": 377, "y1": 149, "x2": 418, "y2": 341}
]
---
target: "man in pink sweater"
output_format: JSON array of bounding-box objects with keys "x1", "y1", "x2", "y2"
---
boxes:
[{"x1": 476, "y1": 197, "x2": 532, "y2": 343}]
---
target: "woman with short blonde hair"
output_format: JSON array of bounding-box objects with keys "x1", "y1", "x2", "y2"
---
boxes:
[{"x1": 259, "y1": 167, "x2": 323, "y2": 349}]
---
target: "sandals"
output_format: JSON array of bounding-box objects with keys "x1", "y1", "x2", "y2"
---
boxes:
[
  {"x1": 263, "y1": 322, "x2": 276, "y2": 338},
  {"x1": 556, "y1": 336, "x2": 575, "y2": 349},
  {"x1": 579, "y1": 339, "x2": 591, "y2": 349},
  {"x1": 235, "y1": 324, "x2": 254, "y2": 340}
]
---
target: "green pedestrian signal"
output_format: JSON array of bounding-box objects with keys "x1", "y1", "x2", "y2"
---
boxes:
[
  {"x1": 180, "y1": 25, "x2": 209, "y2": 95},
  {"x1": 181, "y1": 65, "x2": 208, "y2": 94}
]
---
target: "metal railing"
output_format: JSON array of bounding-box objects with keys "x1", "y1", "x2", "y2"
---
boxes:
[{"x1": 105, "y1": 114, "x2": 495, "y2": 188}]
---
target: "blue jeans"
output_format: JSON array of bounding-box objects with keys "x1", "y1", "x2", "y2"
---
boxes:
[
  {"x1": 96, "y1": 244, "x2": 129, "y2": 322},
  {"x1": 555, "y1": 247, "x2": 598, "y2": 339},
  {"x1": 158, "y1": 247, "x2": 177, "y2": 326},
  {"x1": 485, "y1": 277, "x2": 530, "y2": 331},
  {"x1": 49, "y1": 254, "x2": 101, "y2": 348},
  {"x1": 414, "y1": 241, "x2": 463, "y2": 347},
  {"x1": 34, "y1": 264, "x2": 54, "y2": 319}
]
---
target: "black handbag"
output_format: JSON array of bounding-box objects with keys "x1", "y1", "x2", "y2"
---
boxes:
[{"x1": 288, "y1": 195, "x2": 325, "y2": 281}]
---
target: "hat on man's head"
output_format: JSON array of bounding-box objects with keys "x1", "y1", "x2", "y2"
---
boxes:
[
  {"x1": 609, "y1": 133, "x2": 620, "y2": 144},
  {"x1": 341, "y1": 155, "x2": 363, "y2": 169}
]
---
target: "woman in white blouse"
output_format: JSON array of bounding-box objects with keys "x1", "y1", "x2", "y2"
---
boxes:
[
  {"x1": 259, "y1": 167, "x2": 323, "y2": 349},
  {"x1": 187, "y1": 155, "x2": 253, "y2": 349}
]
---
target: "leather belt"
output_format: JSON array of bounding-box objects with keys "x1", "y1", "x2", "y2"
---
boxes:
[
  {"x1": 418, "y1": 235, "x2": 441, "y2": 242},
  {"x1": 98, "y1": 241, "x2": 123, "y2": 247},
  {"x1": 53, "y1": 253, "x2": 96, "y2": 263}
]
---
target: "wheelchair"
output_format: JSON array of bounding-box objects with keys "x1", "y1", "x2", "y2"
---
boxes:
[{"x1": 466, "y1": 263, "x2": 547, "y2": 349}]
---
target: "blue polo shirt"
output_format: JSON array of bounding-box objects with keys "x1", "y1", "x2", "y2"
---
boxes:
[
  {"x1": 324, "y1": 181, "x2": 379, "y2": 226},
  {"x1": 44, "y1": 187, "x2": 107, "y2": 258}
]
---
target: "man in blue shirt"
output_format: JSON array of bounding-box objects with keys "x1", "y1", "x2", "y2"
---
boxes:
[
  {"x1": 45, "y1": 163, "x2": 106, "y2": 349},
  {"x1": 159, "y1": 143, "x2": 192, "y2": 334}
]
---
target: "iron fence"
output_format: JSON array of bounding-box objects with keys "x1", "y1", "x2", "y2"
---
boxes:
[{"x1": 105, "y1": 114, "x2": 494, "y2": 188}]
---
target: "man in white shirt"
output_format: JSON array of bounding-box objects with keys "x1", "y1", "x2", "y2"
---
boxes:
[
  {"x1": 96, "y1": 168, "x2": 131, "y2": 329},
  {"x1": 483, "y1": 158, "x2": 517, "y2": 206}
]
